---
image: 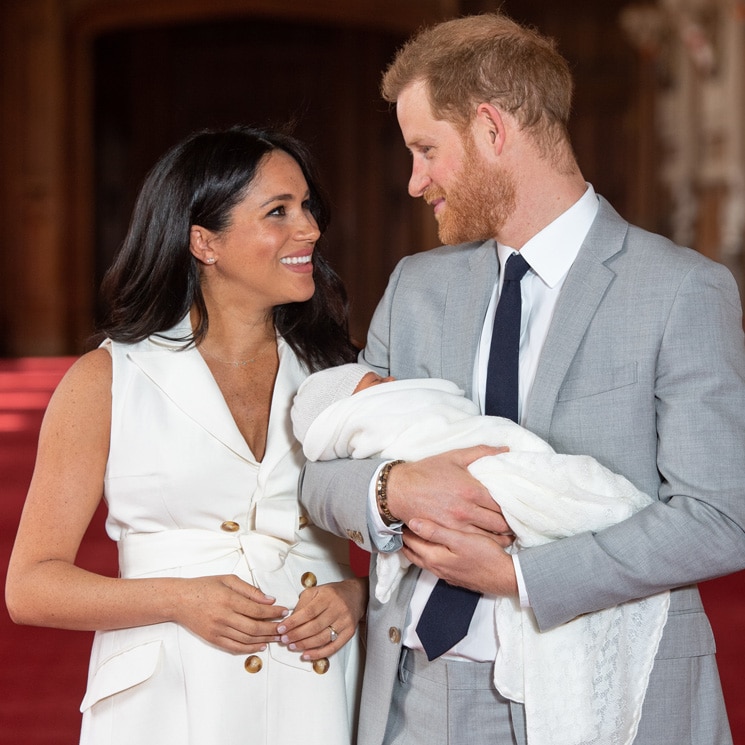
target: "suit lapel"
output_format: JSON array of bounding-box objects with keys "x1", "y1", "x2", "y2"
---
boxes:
[
  {"x1": 441, "y1": 240, "x2": 499, "y2": 398},
  {"x1": 523, "y1": 198, "x2": 629, "y2": 439}
]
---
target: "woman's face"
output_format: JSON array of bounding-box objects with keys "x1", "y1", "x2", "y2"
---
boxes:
[{"x1": 202, "y1": 149, "x2": 320, "y2": 312}]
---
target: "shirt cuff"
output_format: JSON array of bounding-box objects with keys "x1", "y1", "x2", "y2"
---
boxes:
[
  {"x1": 512, "y1": 553, "x2": 531, "y2": 608},
  {"x1": 367, "y1": 462, "x2": 403, "y2": 553}
]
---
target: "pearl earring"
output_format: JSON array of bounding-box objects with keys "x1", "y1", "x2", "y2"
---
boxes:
[{"x1": 206, "y1": 257, "x2": 216, "y2": 264}]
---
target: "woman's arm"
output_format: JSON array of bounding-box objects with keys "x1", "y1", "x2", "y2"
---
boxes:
[{"x1": 5, "y1": 349, "x2": 284, "y2": 653}]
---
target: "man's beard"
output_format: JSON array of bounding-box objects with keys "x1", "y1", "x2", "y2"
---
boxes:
[{"x1": 426, "y1": 144, "x2": 516, "y2": 245}]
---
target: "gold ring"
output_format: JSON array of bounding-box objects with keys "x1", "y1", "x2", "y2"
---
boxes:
[{"x1": 328, "y1": 625, "x2": 339, "y2": 642}]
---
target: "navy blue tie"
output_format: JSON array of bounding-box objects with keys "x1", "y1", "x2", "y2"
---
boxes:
[
  {"x1": 416, "y1": 251, "x2": 530, "y2": 661},
  {"x1": 485, "y1": 252, "x2": 531, "y2": 421}
]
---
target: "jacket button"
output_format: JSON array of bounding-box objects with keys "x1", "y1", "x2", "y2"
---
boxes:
[
  {"x1": 388, "y1": 627, "x2": 401, "y2": 644},
  {"x1": 301, "y1": 572, "x2": 317, "y2": 588},
  {"x1": 313, "y1": 658, "x2": 330, "y2": 674},
  {"x1": 220, "y1": 521, "x2": 240, "y2": 532},
  {"x1": 244, "y1": 655, "x2": 263, "y2": 673}
]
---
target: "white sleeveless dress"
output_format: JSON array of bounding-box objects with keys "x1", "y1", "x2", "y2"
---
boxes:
[{"x1": 79, "y1": 317, "x2": 362, "y2": 745}]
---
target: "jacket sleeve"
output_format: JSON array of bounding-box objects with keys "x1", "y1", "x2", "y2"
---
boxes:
[{"x1": 521, "y1": 258, "x2": 745, "y2": 631}]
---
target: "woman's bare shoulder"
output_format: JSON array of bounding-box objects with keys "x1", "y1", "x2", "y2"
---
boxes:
[{"x1": 44, "y1": 347, "x2": 112, "y2": 424}]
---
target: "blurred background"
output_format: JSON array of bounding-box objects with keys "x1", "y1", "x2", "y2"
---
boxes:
[
  {"x1": 1, "y1": 0, "x2": 744, "y2": 742},
  {"x1": 1, "y1": 0, "x2": 743, "y2": 355}
]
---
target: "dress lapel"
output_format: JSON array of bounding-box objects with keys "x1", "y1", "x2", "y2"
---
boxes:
[
  {"x1": 252, "y1": 337, "x2": 307, "y2": 543},
  {"x1": 259, "y1": 336, "x2": 306, "y2": 476},
  {"x1": 129, "y1": 343, "x2": 256, "y2": 463},
  {"x1": 127, "y1": 317, "x2": 255, "y2": 462}
]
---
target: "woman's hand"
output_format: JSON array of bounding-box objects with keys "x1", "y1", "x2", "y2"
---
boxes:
[
  {"x1": 275, "y1": 577, "x2": 368, "y2": 661},
  {"x1": 173, "y1": 574, "x2": 288, "y2": 654}
]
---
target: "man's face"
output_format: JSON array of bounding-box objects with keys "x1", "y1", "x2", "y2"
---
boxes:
[{"x1": 396, "y1": 81, "x2": 515, "y2": 245}]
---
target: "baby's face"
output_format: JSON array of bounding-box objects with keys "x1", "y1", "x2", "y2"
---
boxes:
[{"x1": 353, "y1": 372, "x2": 396, "y2": 394}]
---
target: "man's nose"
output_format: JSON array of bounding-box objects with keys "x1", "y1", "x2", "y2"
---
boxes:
[{"x1": 408, "y1": 161, "x2": 430, "y2": 198}]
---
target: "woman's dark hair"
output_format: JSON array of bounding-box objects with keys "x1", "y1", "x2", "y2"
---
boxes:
[{"x1": 97, "y1": 125, "x2": 357, "y2": 371}]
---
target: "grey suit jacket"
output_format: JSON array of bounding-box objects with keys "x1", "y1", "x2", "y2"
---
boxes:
[{"x1": 300, "y1": 197, "x2": 745, "y2": 745}]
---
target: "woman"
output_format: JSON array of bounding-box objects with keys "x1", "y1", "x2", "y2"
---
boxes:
[{"x1": 5, "y1": 126, "x2": 366, "y2": 745}]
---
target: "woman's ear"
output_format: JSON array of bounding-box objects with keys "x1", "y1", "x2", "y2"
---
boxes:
[{"x1": 190, "y1": 226, "x2": 218, "y2": 266}]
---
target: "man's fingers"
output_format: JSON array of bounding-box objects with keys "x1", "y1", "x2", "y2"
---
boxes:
[
  {"x1": 454, "y1": 444, "x2": 509, "y2": 466},
  {"x1": 406, "y1": 518, "x2": 454, "y2": 546}
]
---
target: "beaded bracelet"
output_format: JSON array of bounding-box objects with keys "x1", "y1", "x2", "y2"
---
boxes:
[{"x1": 376, "y1": 459, "x2": 405, "y2": 524}]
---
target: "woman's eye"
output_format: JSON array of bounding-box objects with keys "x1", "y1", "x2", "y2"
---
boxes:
[{"x1": 268, "y1": 205, "x2": 286, "y2": 217}]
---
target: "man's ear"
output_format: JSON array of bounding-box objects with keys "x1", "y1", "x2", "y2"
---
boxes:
[
  {"x1": 473, "y1": 102, "x2": 507, "y2": 155},
  {"x1": 190, "y1": 226, "x2": 218, "y2": 266}
]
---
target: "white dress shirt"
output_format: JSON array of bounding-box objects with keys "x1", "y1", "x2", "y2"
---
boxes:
[{"x1": 374, "y1": 185, "x2": 600, "y2": 661}]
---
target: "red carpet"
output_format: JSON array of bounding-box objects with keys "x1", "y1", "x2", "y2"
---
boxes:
[{"x1": 1, "y1": 357, "x2": 743, "y2": 744}]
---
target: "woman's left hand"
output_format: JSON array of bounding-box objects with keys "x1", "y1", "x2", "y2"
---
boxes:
[{"x1": 275, "y1": 577, "x2": 367, "y2": 660}]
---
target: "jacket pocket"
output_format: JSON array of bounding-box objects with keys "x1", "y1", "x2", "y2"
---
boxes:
[
  {"x1": 557, "y1": 362, "x2": 637, "y2": 402},
  {"x1": 80, "y1": 639, "x2": 162, "y2": 712},
  {"x1": 654, "y1": 609, "x2": 716, "y2": 660}
]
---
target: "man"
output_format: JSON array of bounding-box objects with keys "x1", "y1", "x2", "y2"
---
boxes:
[{"x1": 300, "y1": 13, "x2": 745, "y2": 745}]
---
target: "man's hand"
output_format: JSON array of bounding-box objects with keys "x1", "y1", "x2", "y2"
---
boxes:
[
  {"x1": 385, "y1": 446, "x2": 512, "y2": 537},
  {"x1": 402, "y1": 519, "x2": 518, "y2": 597}
]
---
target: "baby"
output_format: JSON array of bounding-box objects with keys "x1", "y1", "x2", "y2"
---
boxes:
[
  {"x1": 293, "y1": 363, "x2": 670, "y2": 745},
  {"x1": 293, "y1": 364, "x2": 656, "y2": 554}
]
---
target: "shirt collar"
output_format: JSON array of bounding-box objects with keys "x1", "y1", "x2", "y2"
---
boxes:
[{"x1": 498, "y1": 183, "x2": 599, "y2": 288}]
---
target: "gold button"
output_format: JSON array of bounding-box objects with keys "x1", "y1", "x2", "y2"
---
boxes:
[
  {"x1": 220, "y1": 520, "x2": 240, "y2": 532},
  {"x1": 388, "y1": 627, "x2": 401, "y2": 644},
  {"x1": 301, "y1": 572, "x2": 317, "y2": 588},
  {"x1": 312, "y1": 658, "x2": 330, "y2": 674},
  {"x1": 244, "y1": 655, "x2": 262, "y2": 673},
  {"x1": 298, "y1": 515, "x2": 309, "y2": 528}
]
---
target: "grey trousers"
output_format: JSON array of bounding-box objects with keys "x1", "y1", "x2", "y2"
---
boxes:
[
  {"x1": 382, "y1": 648, "x2": 526, "y2": 745},
  {"x1": 381, "y1": 645, "x2": 733, "y2": 745}
]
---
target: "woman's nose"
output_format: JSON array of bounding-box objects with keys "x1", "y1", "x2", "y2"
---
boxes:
[{"x1": 297, "y1": 212, "x2": 321, "y2": 241}]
